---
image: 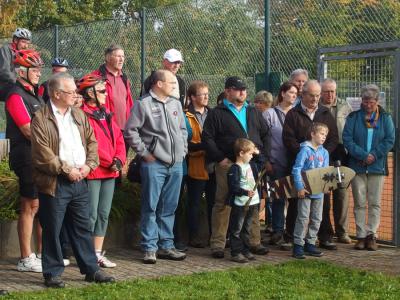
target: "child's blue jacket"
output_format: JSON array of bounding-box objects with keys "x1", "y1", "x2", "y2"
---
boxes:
[{"x1": 292, "y1": 141, "x2": 329, "y2": 199}]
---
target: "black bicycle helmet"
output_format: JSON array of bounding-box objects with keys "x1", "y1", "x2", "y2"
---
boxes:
[{"x1": 51, "y1": 57, "x2": 69, "y2": 68}]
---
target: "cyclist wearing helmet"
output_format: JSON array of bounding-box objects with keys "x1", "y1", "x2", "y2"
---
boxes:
[
  {"x1": 77, "y1": 73, "x2": 126, "y2": 268},
  {"x1": 5, "y1": 49, "x2": 44, "y2": 273},
  {"x1": 0, "y1": 28, "x2": 32, "y2": 101},
  {"x1": 39, "y1": 57, "x2": 70, "y2": 103}
]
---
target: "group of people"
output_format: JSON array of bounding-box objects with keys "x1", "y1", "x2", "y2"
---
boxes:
[{"x1": 0, "y1": 27, "x2": 395, "y2": 288}]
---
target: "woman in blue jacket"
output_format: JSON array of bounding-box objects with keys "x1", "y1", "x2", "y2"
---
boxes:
[{"x1": 343, "y1": 84, "x2": 395, "y2": 251}]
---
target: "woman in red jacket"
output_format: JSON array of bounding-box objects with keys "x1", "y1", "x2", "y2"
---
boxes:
[{"x1": 77, "y1": 74, "x2": 126, "y2": 268}]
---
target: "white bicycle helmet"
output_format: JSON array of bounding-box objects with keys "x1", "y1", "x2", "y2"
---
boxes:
[{"x1": 12, "y1": 28, "x2": 32, "y2": 40}]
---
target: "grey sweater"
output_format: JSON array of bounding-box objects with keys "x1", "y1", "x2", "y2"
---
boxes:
[
  {"x1": 0, "y1": 43, "x2": 16, "y2": 85},
  {"x1": 124, "y1": 91, "x2": 188, "y2": 166}
]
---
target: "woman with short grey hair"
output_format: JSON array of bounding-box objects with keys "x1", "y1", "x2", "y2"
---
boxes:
[{"x1": 343, "y1": 84, "x2": 395, "y2": 251}]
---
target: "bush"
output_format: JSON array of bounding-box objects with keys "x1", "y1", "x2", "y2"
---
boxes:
[
  {"x1": 0, "y1": 158, "x2": 19, "y2": 221},
  {"x1": 109, "y1": 178, "x2": 141, "y2": 222}
]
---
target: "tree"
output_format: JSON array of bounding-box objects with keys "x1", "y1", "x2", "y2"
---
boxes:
[{"x1": 0, "y1": 0, "x2": 26, "y2": 37}]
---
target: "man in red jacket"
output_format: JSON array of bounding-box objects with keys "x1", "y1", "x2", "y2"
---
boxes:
[{"x1": 92, "y1": 44, "x2": 133, "y2": 135}]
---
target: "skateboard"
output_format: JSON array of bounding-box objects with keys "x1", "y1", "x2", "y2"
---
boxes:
[{"x1": 270, "y1": 163, "x2": 355, "y2": 199}]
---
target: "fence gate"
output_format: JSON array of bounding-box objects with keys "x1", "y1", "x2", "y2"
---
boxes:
[{"x1": 318, "y1": 41, "x2": 400, "y2": 246}]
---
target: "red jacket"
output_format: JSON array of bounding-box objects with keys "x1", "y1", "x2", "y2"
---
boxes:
[
  {"x1": 92, "y1": 64, "x2": 134, "y2": 125},
  {"x1": 82, "y1": 103, "x2": 126, "y2": 179}
]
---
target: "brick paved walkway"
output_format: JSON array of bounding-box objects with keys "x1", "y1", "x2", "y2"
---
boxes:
[{"x1": 0, "y1": 242, "x2": 399, "y2": 293}]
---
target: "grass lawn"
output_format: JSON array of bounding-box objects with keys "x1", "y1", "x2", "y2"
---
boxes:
[{"x1": 4, "y1": 260, "x2": 400, "y2": 299}]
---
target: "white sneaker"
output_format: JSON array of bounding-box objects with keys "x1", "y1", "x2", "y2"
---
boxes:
[
  {"x1": 63, "y1": 258, "x2": 71, "y2": 267},
  {"x1": 97, "y1": 251, "x2": 116, "y2": 268},
  {"x1": 37, "y1": 253, "x2": 70, "y2": 267},
  {"x1": 17, "y1": 253, "x2": 42, "y2": 273}
]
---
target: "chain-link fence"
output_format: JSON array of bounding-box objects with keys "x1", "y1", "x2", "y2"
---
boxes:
[{"x1": 1, "y1": 0, "x2": 400, "y2": 129}]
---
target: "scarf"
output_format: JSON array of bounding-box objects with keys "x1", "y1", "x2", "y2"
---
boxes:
[{"x1": 365, "y1": 108, "x2": 379, "y2": 128}]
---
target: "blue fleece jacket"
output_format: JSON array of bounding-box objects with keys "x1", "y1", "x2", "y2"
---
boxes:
[
  {"x1": 292, "y1": 141, "x2": 329, "y2": 199},
  {"x1": 342, "y1": 106, "x2": 395, "y2": 175}
]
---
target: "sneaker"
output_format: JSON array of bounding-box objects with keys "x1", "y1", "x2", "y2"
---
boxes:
[
  {"x1": 319, "y1": 240, "x2": 337, "y2": 250},
  {"x1": 97, "y1": 252, "x2": 116, "y2": 268},
  {"x1": 85, "y1": 270, "x2": 115, "y2": 283},
  {"x1": 354, "y1": 238, "x2": 366, "y2": 250},
  {"x1": 143, "y1": 251, "x2": 157, "y2": 264},
  {"x1": 242, "y1": 252, "x2": 256, "y2": 261},
  {"x1": 63, "y1": 259, "x2": 71, "y2": 267},
  {"x1": 175, "y1": 243, "x2": 188, "y2": 252},
  {"x1": 17, "y1": 253, "x2": 42, "y2": 273},
  {"x1": 211, "y1": 249, "x2": 225, "y2": 259},
  {"x1": 38, "y1": 253, "x2": 70, "y2": 267},
  {"x1": 269, "y1": 232, "x2": 283, "y2": 245},
  {"x1": 44, "y1": 276, "x2": 65, "y2": 288},
  {"x1": 280, "y1": 242, "x2": 293, "y2": 251},
  {"x1": 157, "y1": 248, "x2": 186, "y2": 261},
  {"x1": 337, "y1": 235, "x2": 352, "y2": 244},
  {"x1": 365, "y1": 234, "x2": 378, "y2": 251},
  {"x1": 304, "y1": 243, "x2": 323, "y2": 257},
  {"x1": 231, "y1": 253, "x2": 248, "y2": 263},
  {"x1": 249, "y1": 244, "x2": 269, "y2": 255},
  {"x1": 292, "y1": 244, "x2": 305, "y2": 259},
  {"x1": 265, "y1": 225, "x2": 273, "y2": 235}
]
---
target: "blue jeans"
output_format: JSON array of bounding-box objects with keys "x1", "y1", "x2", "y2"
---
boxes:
[
  {"x1": 271, "y1": 169, "x2": 287, "y2": 234},
  {"x1": 229, "y1": 204, "x2": 259, "y2": 256},
  {"x1": 293, "y1": 197, "x2": 323, "y2": 246},
  {"x1": 140, "y1": 160, "x2": 183, "y2": 251}
]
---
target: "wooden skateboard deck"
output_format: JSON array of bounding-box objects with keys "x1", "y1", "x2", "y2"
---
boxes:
[{"x1": 270, "y1": 166, "x2": 355, "y2": 199}]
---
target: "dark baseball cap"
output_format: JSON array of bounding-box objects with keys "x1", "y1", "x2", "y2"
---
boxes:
[{"x1": 225, "y1": 76, "x2": 247, "y2": 90}]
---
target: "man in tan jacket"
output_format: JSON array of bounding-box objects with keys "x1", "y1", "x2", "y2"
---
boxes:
[{"x1": 31, "y1": 72, "x2": 114, "y2": 288}]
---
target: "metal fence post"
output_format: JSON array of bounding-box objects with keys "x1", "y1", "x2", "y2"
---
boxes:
[
  {"x1": 264, "y1": 0, "x2": 270, "y2": 90},
  {"x1": 393, "y1": 50, "x2": 400, "y2": 246},
  {"x1": 140, "y1": 8, "x2": 146, "y2": 86},
  {"x1": 54, "y1": 25, "x2": 59, "y2": 58}
]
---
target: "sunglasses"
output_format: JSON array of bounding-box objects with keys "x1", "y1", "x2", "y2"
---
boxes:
[{"x1": 95, "y1": 89, "x2": 107, "y2": 94}]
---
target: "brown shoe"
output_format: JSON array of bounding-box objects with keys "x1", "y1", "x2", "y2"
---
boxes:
[
  {"x1": 365, "y1": 234, "x2": 378, "y2": 251},
  {"x1": 337, "y1": 235, "x2": 352, "y2": 244},
  {"x1": 354, "y1": 238, "x2": 365, "y2": 250}
]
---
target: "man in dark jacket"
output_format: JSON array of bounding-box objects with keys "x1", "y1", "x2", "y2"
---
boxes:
[
  {"x1": 141, "y1": 49, "x2": 186, "y2": 108},
  {"x1": 203, "y1": 76, "x2": 269, "y2": 258},
  {"x1": 282, "y1": 80, "x2": 339, "y2": 249}
]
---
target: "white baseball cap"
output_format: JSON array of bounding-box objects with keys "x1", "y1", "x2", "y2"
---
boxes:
[{"x1": 163, "y1": 49, "x2": 184, "y2": 63}]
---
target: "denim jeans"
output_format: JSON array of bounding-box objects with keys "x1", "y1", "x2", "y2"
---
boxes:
[
  {"x1": 229, "y1": 204, "x2": 259, "y2": 256},
  {"x1": 140, "y1": 160, "x2": 183, "y2": 251},
  {"x1": 293, "y1": 197, "x2": 323, "y2": 246}
]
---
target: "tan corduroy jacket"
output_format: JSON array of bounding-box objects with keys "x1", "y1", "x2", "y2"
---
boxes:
[{"x1": 31, "y1": 102, "x2": 99, "y2": 196}]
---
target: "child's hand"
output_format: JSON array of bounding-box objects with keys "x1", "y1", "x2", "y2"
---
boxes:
[
  {"x1": 248, "y1": 190, "x2": 255, "y2": 197},
  {"x1": 297, "y1": 189, "x2": 306, "y2": 199}
]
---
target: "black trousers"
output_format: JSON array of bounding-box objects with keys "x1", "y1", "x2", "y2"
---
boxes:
[
  {"x1": 285, "y1": 198, "x2": 298, "y2": 241},
  {"x1": 187, "y1": 174, "x2": 216, "y2": 242},
  {"x1": 39, "y1": 177, "x2": 99, "y2": 278},
  {"x1": 318, "y1": 188, "x2": 349, "y2": 241}
]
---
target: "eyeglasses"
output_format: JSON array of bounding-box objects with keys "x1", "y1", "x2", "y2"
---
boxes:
[
  {"x1": 59, "y1": 90, "x2": 78, "y2": 96},
  {"x1": 163, "y1": 81, "x2": 177, "y2": 85},
  {"x1": 196, "y1": 93, "x2": 209, "y2": 97},
  {"x1": 95, "y1": 89, "x2": 107, "y2": 94}
]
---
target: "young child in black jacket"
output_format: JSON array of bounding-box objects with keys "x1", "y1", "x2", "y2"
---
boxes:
[{"x1": 227, "y1": 138, "x2": 261, "y2": 263}]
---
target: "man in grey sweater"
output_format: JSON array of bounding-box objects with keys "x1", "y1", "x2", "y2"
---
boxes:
[
  {"x1": 124, "y1": 69, "x2": 188, "y2": 264},
  {"x1": 0, "y1": 28, "x2": 32, "y2": 102}
]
